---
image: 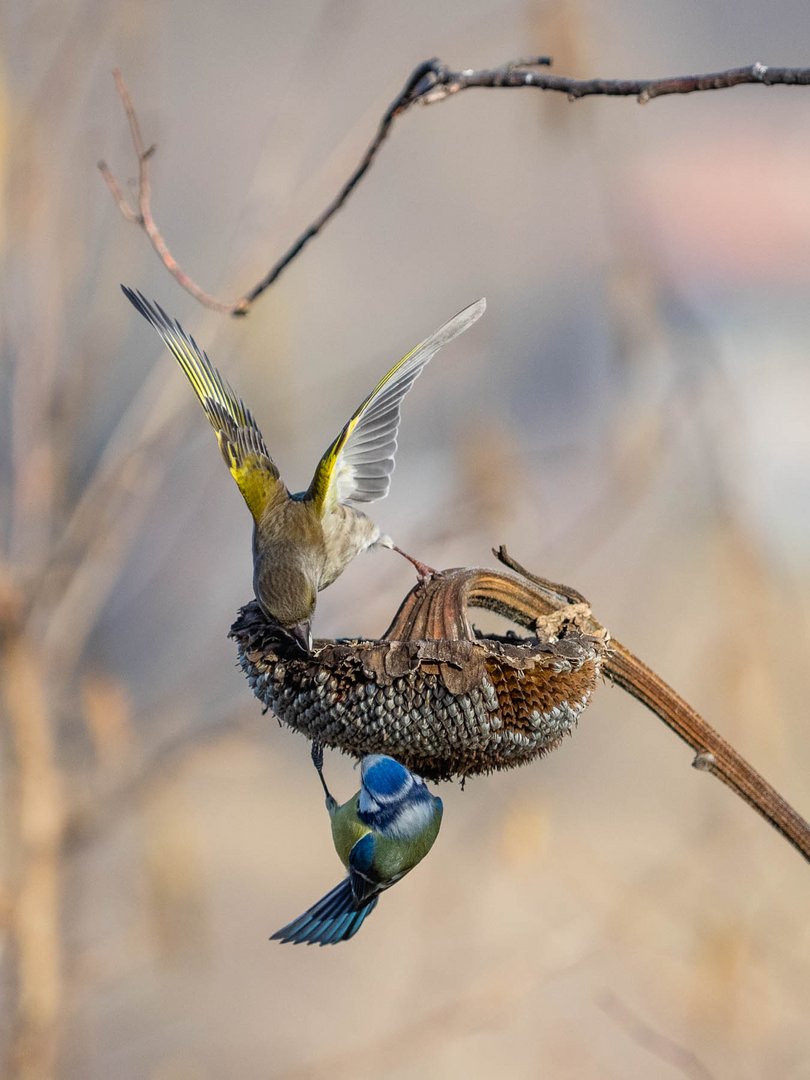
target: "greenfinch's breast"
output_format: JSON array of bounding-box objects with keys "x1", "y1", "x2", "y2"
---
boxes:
[{"x1": 318, "y1": 505, "x2": 380, "y2": 590}]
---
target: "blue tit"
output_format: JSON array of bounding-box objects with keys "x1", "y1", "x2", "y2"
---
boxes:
[{"x1": 272, "y1": 744, "x2": 443, "y2": 946}]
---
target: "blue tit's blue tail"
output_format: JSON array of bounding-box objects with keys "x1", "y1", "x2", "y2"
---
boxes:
[{"x1": 271, "y1": 879, "x2": 379, "y2": 946}]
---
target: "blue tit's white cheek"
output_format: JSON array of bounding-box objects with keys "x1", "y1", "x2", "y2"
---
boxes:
[
  {"x1": 385, "y1": 797, "x2": 435, "y2": 841},
  {"x1": 358, "y1": 790, "x2": 380, "y2": 816}
]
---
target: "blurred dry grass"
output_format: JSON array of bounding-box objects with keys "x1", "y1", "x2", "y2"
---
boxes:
[{"x1": 1, "y1": 2, "x2": 809, "y2": 1078}]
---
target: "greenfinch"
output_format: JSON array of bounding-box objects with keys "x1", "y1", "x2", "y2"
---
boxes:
[{"x1": 123, "y1": 288, "x2": 485, "y2": 650}]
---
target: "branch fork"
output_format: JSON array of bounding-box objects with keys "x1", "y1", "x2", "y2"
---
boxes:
[{"x1": 100, "y1": 58, "x2": 810, "y2": 314}]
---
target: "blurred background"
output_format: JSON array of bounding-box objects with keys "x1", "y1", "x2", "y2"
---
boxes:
[{"x1": 1, "y1": 1, "x2": 809, "y2": 1077}]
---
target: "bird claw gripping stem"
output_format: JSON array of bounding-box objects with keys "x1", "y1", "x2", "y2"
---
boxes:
[{"x1": 229, "y1": 552, "x2": 608, "y2": 781}]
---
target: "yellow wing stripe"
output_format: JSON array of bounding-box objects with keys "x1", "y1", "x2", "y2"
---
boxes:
[
  {"x1": 307, "y1": 298, "x2": 486, "y2": 512},
  {"x1": 313, "y1": 415, "x2": 360, "y2": 503},
  {"x1": 308, "y1": 359, "x2": 411, "y2": 511},
  {"x1": 123, "y1": 287, "x2": 283, "y2": 522}
]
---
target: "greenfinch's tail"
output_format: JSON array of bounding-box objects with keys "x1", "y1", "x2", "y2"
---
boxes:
[{"x1": 123, "y1": 287, "x2": 285, "y2": 521}]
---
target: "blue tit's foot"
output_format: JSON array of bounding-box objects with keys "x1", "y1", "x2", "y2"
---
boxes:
[
  {"x1": 311, "y1": 739, "x2": 337, "y2": 809},
  {"x1": 311, "y1": 739, "x2": 324, "y2": 772}
]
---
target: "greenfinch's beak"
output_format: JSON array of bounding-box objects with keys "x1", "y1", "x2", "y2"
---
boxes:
[{"x1": 287, "y1": 621, "x2": 313, "y2": 655}]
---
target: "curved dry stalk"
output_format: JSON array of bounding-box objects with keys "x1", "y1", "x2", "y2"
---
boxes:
[
  {"x1": 495, "y1": 547, "x2": 810, "y2": 861},
  {"x1": 100, "y1": 60, "x2": 810, "y2": 315},
  {"x1": 603, "y1": 641, "x2": 810, "y2": 861}
]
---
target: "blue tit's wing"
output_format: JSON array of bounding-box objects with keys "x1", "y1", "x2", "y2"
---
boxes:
[
  {"x1": 306, "y1": 299, "x2": 486, "y2": 512},
  {"x1": 123, "y1": 288, "x2": 286, "y2": 523},
  {"x1": 347, "y1": 831, "x2": 390, "y2": 905},
  {"x1": 271, "y1": 877, "x2": 379, "y2": 946}
]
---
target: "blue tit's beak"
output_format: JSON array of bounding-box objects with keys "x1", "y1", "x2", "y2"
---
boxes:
[{"x1": 287, "y1": 621, "x2": 313, "y2": 655}]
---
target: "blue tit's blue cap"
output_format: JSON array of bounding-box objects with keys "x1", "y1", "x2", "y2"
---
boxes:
[{"x1": 360, "y1": 755, "x2": 412, "y2": 800}]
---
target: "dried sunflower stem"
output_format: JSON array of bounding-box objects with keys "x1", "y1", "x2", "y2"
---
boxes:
[
  {"x1": 494, "y1": 547, "x2": 809, "y2": 861},
  {"x1": 604, "y1": 641, "x2": 810, "y2": 860}
]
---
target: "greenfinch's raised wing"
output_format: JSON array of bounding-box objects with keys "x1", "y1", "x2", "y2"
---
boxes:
[
  {"x1": 123, "y1": 288, "x2": 285, "y2": 523},
  {"x1": 307, "y1": 298, "x2": 486, "y2": 512}
]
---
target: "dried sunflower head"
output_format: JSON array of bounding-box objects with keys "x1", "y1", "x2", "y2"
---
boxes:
[{"x1": 230, "y1": 560, "x2": 608, "y2": 782}]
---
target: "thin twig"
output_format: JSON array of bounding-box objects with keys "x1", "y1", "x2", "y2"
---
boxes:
[
  {"x1": 99, "y1": 70, "x2": 239, "y2": 313},
  {"x1": 97, "y1": 160, "x2": 138, "y2": 223},
  {"x1": 599, "y1": 991, "x2": 715, "y2": 1080},
  {"x1": 100, "y1": 60, "x2": 810, "y2": 315},
  {"x1": 494, "y1": 546, "x2": 810, "y2": 862},
  {"x1": 239, "y1": 59, "x2": 442, "y2": 308}
]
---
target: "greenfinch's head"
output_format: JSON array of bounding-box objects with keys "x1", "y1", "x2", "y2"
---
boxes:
[{"x1": 254, "y1": 562, "x2": 316, "y2": 628}]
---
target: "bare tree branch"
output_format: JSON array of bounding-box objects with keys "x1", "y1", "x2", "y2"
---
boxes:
[
  {"x1": 100, "y1": 59, "x2": 810, "y2": 315},
  {"x1": 417, "y1": 58, "x2": 810, "y2": 102},
  {"x1": 99, "y1": 70, "x2": 239, "y2": 313},
  {"x1": 237, "y1": 58, "x2": 448, "y2": 309}
]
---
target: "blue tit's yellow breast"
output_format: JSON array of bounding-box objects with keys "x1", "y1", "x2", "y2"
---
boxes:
[
  {"x1": 330, "y1": 794, "x2": 371, "y2": 867},
  {"x1": 330, "y1": 794, "x2": 443, "y2": 879}
]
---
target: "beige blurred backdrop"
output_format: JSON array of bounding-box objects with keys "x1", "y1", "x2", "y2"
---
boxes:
[{"x1": 1, "y1": 1, "x2": 809, "y2": 1078}]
